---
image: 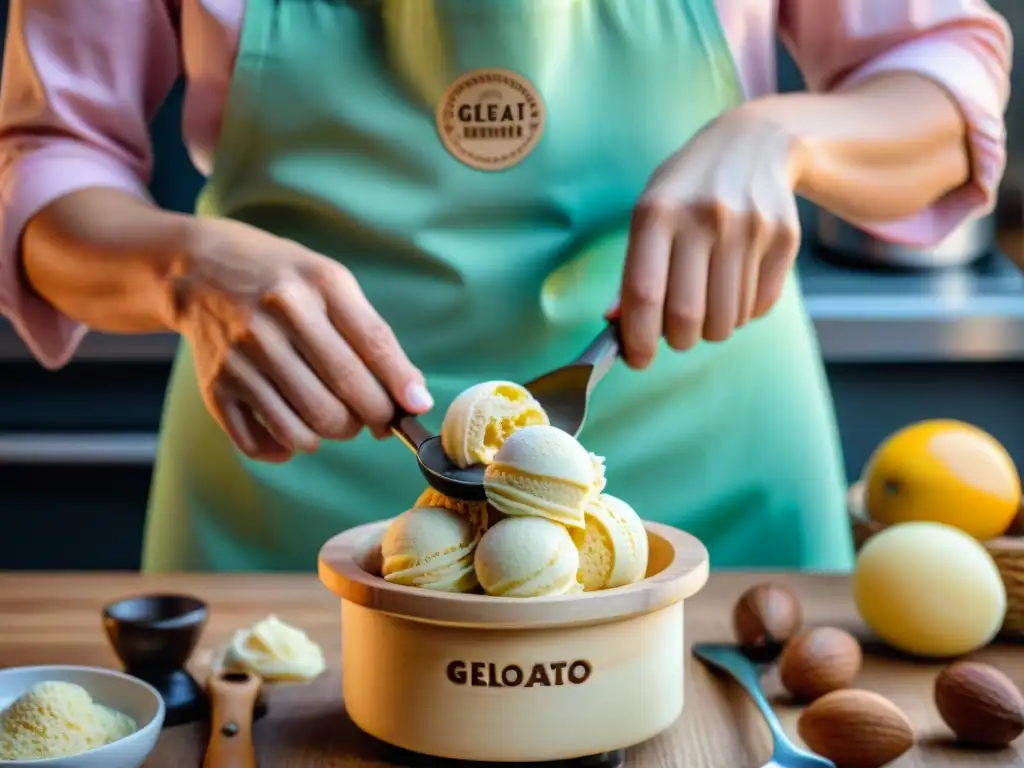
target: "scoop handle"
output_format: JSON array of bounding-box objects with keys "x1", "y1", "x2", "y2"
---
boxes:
[
  {"x1": 204, "y1": 671, "x2": 261, "y2": 768},
  {"x1": 390, "y1": 409, "x2": 434, "y2": 453},
  {"x1": 575, "y1": 321, "x2": 621, "y2": 391}
]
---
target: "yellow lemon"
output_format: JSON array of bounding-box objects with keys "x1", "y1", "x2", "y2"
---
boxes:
[{"x1": 862, "y1": 419, "x2": 1020, "y2": 541}]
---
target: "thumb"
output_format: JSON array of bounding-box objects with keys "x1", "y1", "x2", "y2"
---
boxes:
[
  {"x1": 400, "y1": 375, "x2": 434, "y2": 415},
  {"x1": 317, "y1": 261, "x2": 435, "y2": 416},
  {"x1": 357, "y1": 328, "x2": 434, "y2": 416},
  {"x1": 354, "y1": 330, "x2": 434, "y2": 417}
]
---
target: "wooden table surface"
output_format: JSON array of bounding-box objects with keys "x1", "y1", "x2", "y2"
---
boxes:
[{"x1": 0, "y1": 572, "x2": 1021, "y2": 768}]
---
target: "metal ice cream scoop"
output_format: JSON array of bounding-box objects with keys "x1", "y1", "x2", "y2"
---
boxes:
[
  {"x1": 390, "y1": 412, "x2": 489, "y2": 501},
  {"x1": 523, "y1": 321, "x2": 620, "y2": 437},
  {"x1": 390, "y1": 322, "x2": 621, "y2": 501}
]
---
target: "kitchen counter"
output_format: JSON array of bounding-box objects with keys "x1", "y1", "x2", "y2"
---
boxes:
[
  {"x1": 1, "y1": 572, "x2": 1020, "y2": 767},
  {"x1": 803, "y1": 229, "x2": 1024, "y2": 363},
  {"x1": 2, "y1": 232, "x2": 1022, "y2": 366}
]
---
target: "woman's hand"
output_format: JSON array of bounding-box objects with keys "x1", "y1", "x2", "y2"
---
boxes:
[
  {"x1": 615, "y1": 106, "x2": 806, "y2": 369},
  {"x1": 173, "y1": 217, "x2": 433, "y2": 462}
]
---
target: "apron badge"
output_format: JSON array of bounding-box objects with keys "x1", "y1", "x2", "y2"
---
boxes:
[{"x1": 436, "y1": 68, "x2": 545, "y2": 171}]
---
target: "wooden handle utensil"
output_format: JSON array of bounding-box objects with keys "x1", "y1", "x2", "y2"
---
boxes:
[{"x1": 204, "y1": 670, "x2": 261, "y2": 768}]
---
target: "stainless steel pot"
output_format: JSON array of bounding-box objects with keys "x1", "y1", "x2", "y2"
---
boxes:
[{"x1": 814, "y1": 209, "x2": 996, "y2": 269}]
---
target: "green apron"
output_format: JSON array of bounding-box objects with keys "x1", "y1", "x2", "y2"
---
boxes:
[{"x1": 142, "y1": 0, "x2": 854, "y2": 573}]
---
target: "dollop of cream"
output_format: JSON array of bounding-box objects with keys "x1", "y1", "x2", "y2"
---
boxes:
[{"x1": 218, "y1": 615, "x2": 325, "y2": 682}]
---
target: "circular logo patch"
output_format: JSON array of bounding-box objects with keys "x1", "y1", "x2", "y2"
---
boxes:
[{"x1": 436, "y1": 68, "x2": 546, "y2": 172}]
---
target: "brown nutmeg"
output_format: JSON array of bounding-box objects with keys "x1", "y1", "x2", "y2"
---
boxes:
[
  {"x1": 935, "y1": 661, "x2": 1024, "y2": 747},
  {"x1": 780, "y1": 626, "x2": 862, "y2": 702},
  {"x1": 798, "y1": 689, "x2": 914, "y2": 768},
  {"x1": 732, "y1": 583, "x2": 802, "y2": 662}
]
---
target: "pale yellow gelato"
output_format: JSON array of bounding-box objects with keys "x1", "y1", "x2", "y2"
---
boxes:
[
  {"x1": 440, "y1": 381, "x2": 549, "y2": 468},
  {"x1": 576, "y1": 494, "x2": 649, "y2": 591},
  {"x1": 483, "y1": 425, "x2": 605, "y2": 529},
  {"x1": 219, "y1": 615, "x2": 326, "y2": 682},
  {"x1": 415, "y1": 487, "x2": 498, "y2": 531},
  {"x1": 0, "y1": 681, "x2": 136, "y2": 760},
  {"x1": 381, "y1": 505, "x2": 480, "y2": 592},
  {"x1": 474, "y1": 516, "x2": 582, "y2": 597}
]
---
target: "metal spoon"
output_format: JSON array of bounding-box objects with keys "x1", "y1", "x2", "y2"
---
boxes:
[
  {"x1": 693, "y1": 644, "x2": 835, "y2": 768},
  {"x1": 390, "y1": 322, "x2": 621, "y2": 500}
]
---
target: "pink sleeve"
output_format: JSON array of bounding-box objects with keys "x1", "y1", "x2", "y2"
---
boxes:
[
  {"x1": 779, "y1": 0, "x2": 1012, "y2": 247},
  {"x1": 0, "y1": 1, "x2": 182, "y2": 368}
]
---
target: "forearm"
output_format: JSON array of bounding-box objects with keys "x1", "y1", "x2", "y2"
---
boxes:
[
  {"x1": 22, "y1": 189, "x2": 188, "y2": 334},
  {"x1": 744, "y1": 72, "x2": 971, "y2": 224}
]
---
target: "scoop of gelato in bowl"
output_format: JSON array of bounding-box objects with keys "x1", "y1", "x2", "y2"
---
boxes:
[{"x1": 483, "y1": 424, "x2": 606, "y2": 530}]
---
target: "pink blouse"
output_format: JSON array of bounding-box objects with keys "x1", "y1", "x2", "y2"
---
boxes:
[{"x1": 0, "y1": 0, "x2": 1012, "y2": 368}]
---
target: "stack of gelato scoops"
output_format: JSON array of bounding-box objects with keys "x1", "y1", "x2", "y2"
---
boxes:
[
  {"x1": 0, "y1": 681, "x2": 136, "y2": 760},
  {"x1": 380, "y1": 381, "x2": 649, "y2": 598}
]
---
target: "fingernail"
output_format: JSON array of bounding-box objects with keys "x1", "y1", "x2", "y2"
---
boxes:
[{"x1": 405, "y1": 383, "x2": 434, "y2": 412}]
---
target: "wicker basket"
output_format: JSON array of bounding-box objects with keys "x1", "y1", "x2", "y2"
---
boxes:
[{"x1": 848, "y1": 481, "x2": 1024, "y2": 641}]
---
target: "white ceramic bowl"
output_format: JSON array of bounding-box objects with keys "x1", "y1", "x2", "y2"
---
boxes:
[
  {"x1": 0, "y1": 665, "x2": 164, "y2": 767},
  {"x1": 319, "y1": 520, "x2": 709, "y2": 763}
]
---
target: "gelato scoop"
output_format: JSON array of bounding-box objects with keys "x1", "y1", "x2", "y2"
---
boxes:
[
  {"x1": 381, "y1": 505, "x2": 480, "y2": 592},
  {"x1": 474, "y1": 516, "x2": 583, "y2": 597},
  {"x1": 483, "y1": 424, "x2": 605, "y2": 529},
  {"x1": 0, "y1": 681, "x2": 136, "y2": 760},
  {"x1": 218, "y1": 615, "x2": 326, "y2": 681},
  {"x1": 440, "y1": 381, "x2": 549, "y2": 468},
  {"x1": 576, "y1": 494, "x2": 649, "y2": 591},
  {"x1": 416, "y1": 487, "x2": 497, "y2": 531}
]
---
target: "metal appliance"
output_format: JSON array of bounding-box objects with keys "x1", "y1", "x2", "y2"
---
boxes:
[{"x1": 814, "y1": 210, "x2": 997, "y2": 269}]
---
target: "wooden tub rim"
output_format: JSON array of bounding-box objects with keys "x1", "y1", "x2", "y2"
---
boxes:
[{"x1": 318, "y1": 520, "x2": 709, "y2": 629}]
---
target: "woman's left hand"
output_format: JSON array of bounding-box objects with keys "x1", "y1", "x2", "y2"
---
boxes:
[{"x1": 613, "y1": 105, "x2": 807, "y2": 369}]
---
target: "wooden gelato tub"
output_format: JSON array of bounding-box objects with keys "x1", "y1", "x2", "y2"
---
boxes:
[{"x1": 318, "y1": 520, "x2": 709, "y2": 763}]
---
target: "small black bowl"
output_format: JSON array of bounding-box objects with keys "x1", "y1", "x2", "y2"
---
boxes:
[{"x1": 103, "y1": 594, "x2": 209, "y2": 727}]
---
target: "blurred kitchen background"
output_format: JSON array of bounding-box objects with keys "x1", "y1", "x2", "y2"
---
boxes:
[{"x1": 1, "y1": 4, "x2": 1022, "y2": 570}]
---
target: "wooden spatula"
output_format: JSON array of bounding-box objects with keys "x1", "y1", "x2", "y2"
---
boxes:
[{"x1": 204, "y1": 670, "x2": 262, "y2": 768}]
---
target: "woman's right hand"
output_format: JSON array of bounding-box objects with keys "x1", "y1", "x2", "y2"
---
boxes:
[{"x1": 172, "y1": 217, "x2": 433, "y2": 462}]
